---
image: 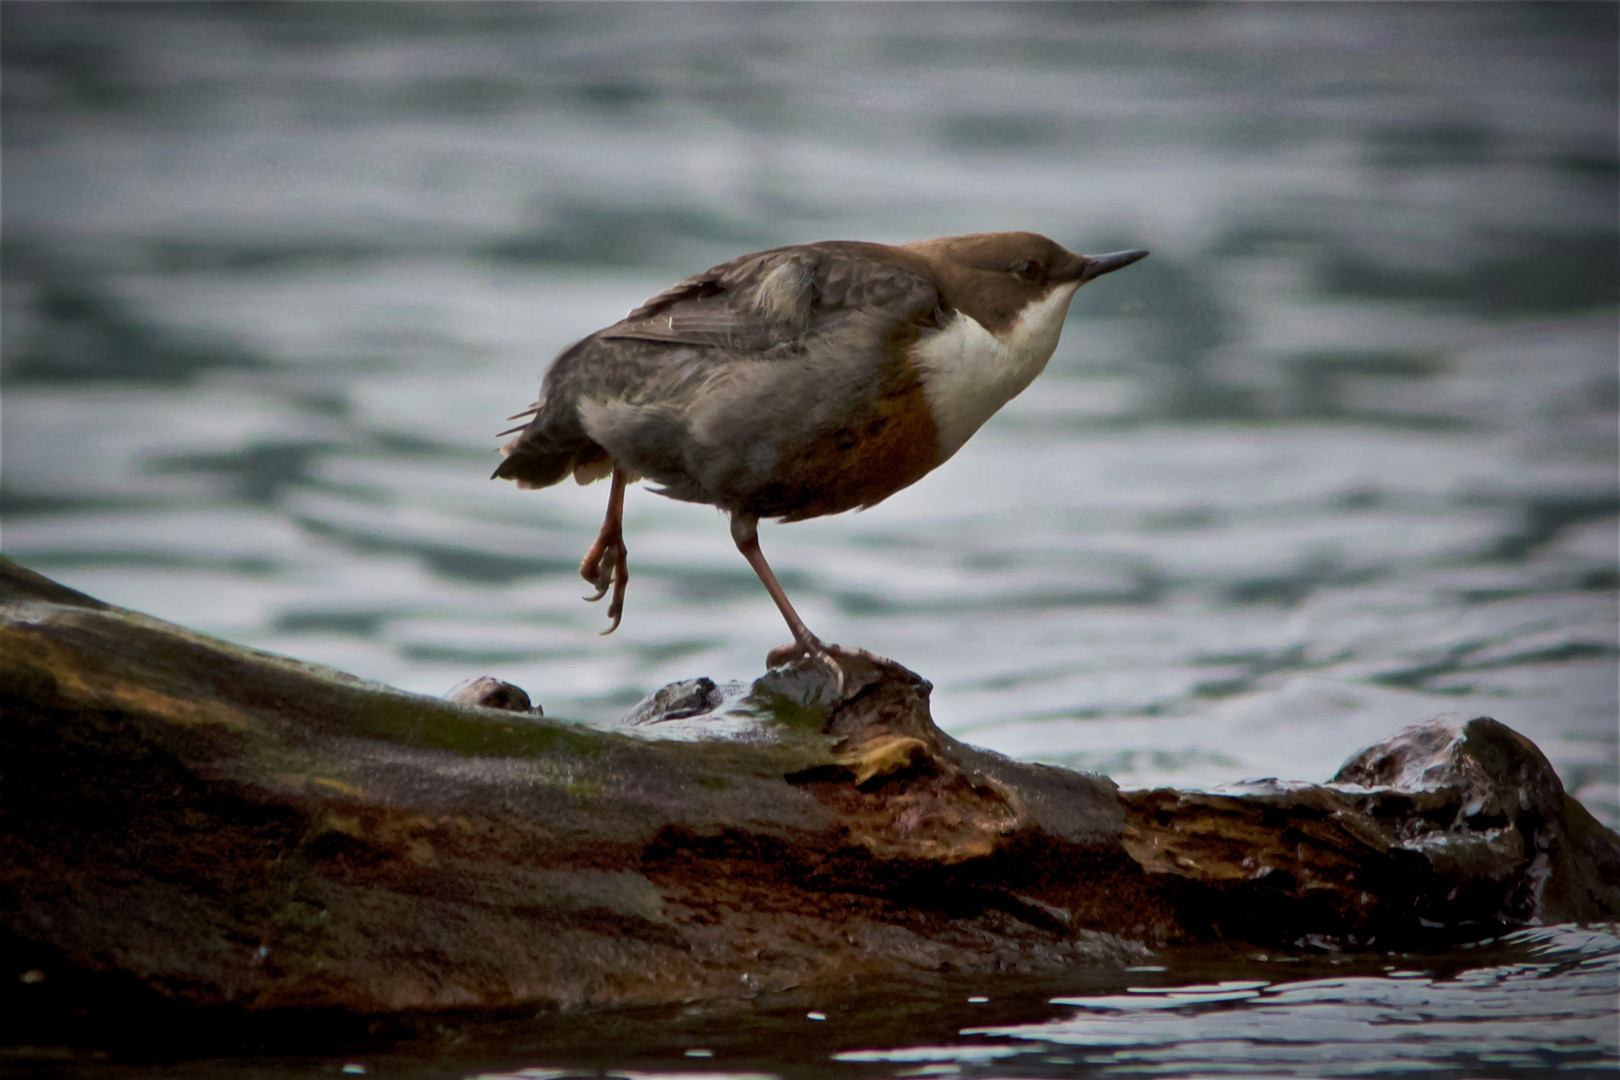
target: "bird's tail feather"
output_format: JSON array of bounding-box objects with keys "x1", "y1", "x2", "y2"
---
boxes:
[{"x1": 492, "y1": 435, "x2": 588, "y2": 490}]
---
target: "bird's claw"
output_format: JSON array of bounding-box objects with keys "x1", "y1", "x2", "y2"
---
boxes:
[
  {"x1": 767, "y1": 638, "x2": 847, "y2": 699},
  {"x1": 580, "y1": 534, "x2": 628, "y2": 634}
]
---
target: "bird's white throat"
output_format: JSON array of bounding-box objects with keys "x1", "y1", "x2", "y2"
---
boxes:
[{"x1": 912, "y1": 281, "x2": 1081, "y2": 461}]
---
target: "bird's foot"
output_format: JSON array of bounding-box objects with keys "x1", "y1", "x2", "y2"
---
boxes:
[
  {"x1": 579, "y1": 531, "x2": 629, "y2": 634},
  {"x1": 767, "y1": 638, "x2": 848, "y2": 699}
]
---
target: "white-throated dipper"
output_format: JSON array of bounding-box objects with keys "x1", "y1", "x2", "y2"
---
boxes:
[{"x1": 494, "y1": 232, "x2": 1148, "y2": 677}]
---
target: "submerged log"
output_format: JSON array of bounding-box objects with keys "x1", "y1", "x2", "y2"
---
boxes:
[{"x1": 1, "y1": 556, "x2": 1615, "y2": 1025}]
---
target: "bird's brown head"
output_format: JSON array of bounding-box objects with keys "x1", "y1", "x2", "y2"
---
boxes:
[
  {"x1": 898, "y1": 231, "x2": 1149, "y2": 463},
  {"x1": 902, "y1": 231, "x2": 1148, "y2": 334}
]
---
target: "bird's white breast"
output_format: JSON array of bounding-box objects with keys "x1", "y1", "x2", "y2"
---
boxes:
[{"x1": 911, "y1": 281, "x2": 1082, "y2": 461}]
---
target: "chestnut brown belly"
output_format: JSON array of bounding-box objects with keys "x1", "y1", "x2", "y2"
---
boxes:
[{"x1": 733, "y1": 366, "x2": 941, "y2": 523}]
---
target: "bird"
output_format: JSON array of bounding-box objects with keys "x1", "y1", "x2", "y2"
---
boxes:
[{"x1": 494, "y1": 231, "x2": 1148, "y2": 681}]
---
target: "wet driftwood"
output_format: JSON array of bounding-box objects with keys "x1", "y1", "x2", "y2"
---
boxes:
[{"x1": 2, "y1": 556, "x2": 1615, "y2": 1023}]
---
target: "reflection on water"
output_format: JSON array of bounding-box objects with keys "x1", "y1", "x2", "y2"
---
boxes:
[
  {"x1": 24, "y1": 928, "x2": 1614, "y2": 1079},
  {"x1": 841, "y1": 928, "x2": 1620, "y2": 1078},
  {"x1": 500, "y1": 929, "x2": 1614, "y2": 1079},
  {"x1": 1, "y1": 5, "x2": 1616, "y2": 1073}
]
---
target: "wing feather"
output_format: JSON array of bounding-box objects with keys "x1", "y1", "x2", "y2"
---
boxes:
[
  {"x1": 596, "y1": 243, "x2": 942, "y2": 353},
  {"x1": 496, "y1": 241, "x2": 949, "y2": 502}
]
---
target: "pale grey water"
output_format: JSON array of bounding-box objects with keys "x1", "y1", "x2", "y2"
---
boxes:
[{"x1": 2, "y1": 4, "x2": 1617, "y2": 1075}]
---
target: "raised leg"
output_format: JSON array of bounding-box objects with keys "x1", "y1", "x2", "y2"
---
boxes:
[
  {"x1": 730, "y1": 514, "x2": 843, "y2": 689},
  {"x1": 580, "y1": 466, "x2": 630, "y2": 634}
]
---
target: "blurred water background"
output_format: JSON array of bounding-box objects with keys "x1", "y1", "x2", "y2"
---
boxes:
[{"x1": 2, "y1": 4, "x2": 1617, "y2": 1076}]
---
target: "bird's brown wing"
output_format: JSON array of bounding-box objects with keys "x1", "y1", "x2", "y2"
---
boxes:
[
  {"x1": 598, "y1": 242, "x2": 947, "y2": 352},
  {"x1": 497, "y1": 243, "x2": 949, "y2": 503}
]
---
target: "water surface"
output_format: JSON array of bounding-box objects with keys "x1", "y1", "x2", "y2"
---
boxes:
[
  {"x1": 18, "y1": 928, "x2": 1618, "y2": 1079},
  {"x1": 2, "y1": 4, "x2": 1616, "y2": 1075}
]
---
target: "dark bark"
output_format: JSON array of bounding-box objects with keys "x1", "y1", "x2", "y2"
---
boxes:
[{"x1": 2, "y1": 556, "x2": 1614, "y2": 1027}]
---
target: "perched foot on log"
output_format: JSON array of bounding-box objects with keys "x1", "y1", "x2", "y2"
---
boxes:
[{"x1": 765, "y1": 641, "x2": 897, "y2": 705}]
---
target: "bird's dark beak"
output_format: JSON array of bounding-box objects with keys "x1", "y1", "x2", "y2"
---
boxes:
[{"x1": 1078, "y1": 249, "x2": 1150, "y2": 282}]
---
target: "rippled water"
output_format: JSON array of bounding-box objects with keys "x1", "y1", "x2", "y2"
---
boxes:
[
  {"x1": 835, "y1": 929, "x2": 1620, "y2": 1078},
  {"x1": 22, "y1": 926, "x2": 1617, "y2": 1079},
  {"x1": 2, "y1": 5, "x2": 1617, "y2": 1074}
]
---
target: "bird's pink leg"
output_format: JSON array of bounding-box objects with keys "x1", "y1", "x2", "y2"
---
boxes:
[
  {"x1": 580, "y1": 466, "x2": 630, "y2": 634},
  {"x1": 730, "y1": 514, "x2": 844, "y2": 689}
]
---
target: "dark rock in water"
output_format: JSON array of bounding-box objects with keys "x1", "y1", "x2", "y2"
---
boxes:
[
  {"x1": 1116, "y1": 716, "x2": 1618, "y2": 948},
  {"x1": 0, "y1": 555, "x2": 1614, "y2": 1036},
  {"x1": 1332, "y1": 715, "x2": 1620, "y2": 927}
]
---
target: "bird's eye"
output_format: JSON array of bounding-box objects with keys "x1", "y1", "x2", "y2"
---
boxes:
[{"x1": 1012, "y1": 260, "x2": 1042, "y2": 282}]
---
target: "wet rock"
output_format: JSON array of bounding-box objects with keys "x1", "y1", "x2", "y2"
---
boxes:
[
  {"x1": 1, "y1": 555, "x2": 1615, "y2": 1033},
  {"x1": 1118, "y1": 714, "x2": 1619, "y2": 947},
  {"x1": 623, "y1": 676, "x2": 725, "y2": 724},
  {"x1": 1332, "y1": 715, "x2": 1620, "y2": 927},
  {"x1": 447, "y1": 676, "x2": 540, "y2": 714}
]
